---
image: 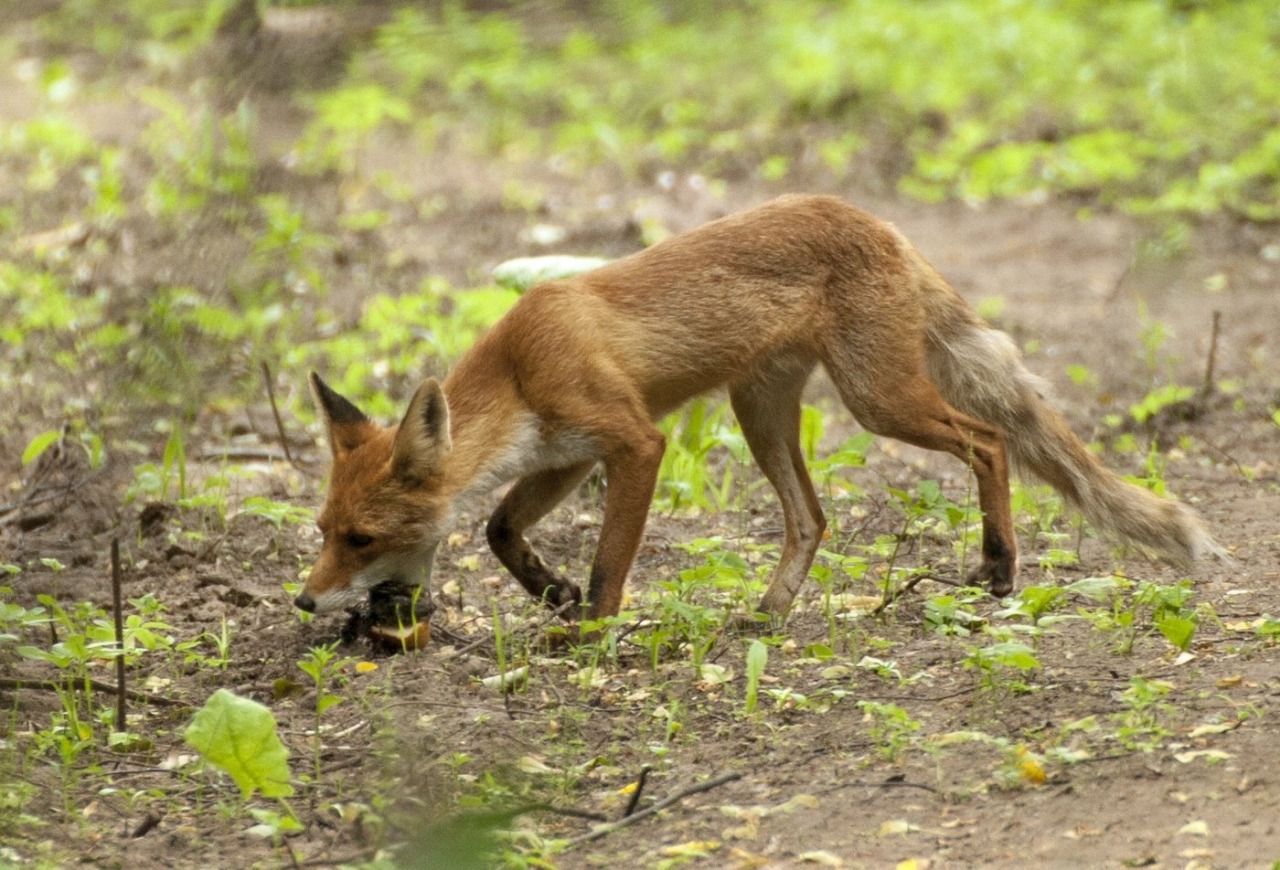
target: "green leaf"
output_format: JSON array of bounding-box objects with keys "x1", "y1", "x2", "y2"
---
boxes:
[
  {"x1": 743, "y1": 639, "x2": 768, "y2": 715},
  {"x1": 184, "y1": 689, "x2": 294, "y2": 799},
  {"x1": 979, "y1": 641, "x2": 1041, "y2": 672},
  {"x1": 22, "y1": 430, "x2": 61, "y2": 466},
  {"x1": 1064, "y1": 575, "x2": 1126, "y2": 601},
  {"x1": 1155, "y1": 613, "x2": 1197, "y2": 652}
]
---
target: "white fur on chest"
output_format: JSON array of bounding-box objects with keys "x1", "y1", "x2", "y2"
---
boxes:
[{"x1": 463, "y1": 415, "x2": 601, "y2": 501}]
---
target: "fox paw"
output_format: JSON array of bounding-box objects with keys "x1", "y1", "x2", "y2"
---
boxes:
[
  {"x1": 965, "y1": 560, "x2": 1015, "y2": 598},
  {"x1": 545, "y1": 581, "x2": 583, "y2": 613}
]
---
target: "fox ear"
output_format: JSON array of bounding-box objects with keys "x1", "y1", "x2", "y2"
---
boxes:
[
  {"x1": 391, "y1": 378, "x2": 451, "y2": 483},
  {"x1": 310, "y1": 372, "x2": 373, "y2": 460}
]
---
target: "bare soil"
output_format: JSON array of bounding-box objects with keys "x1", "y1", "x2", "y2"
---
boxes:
[{"x1": 3, "y1": 8, "x2": 1280, "y2": 869}]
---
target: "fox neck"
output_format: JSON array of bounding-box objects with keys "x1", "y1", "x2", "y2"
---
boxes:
[{"x1": 432, "y1": 373, "x2": 597, "y2": 511}]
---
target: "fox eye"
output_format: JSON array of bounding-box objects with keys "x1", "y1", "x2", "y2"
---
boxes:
[{"x1": 346, "y1": 532, "x2": 374, "y2": 549}]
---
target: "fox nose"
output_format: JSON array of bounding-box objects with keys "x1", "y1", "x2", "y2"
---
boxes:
[{"x1": 294, "y1": 593, "x2": 317, "y2": 613}]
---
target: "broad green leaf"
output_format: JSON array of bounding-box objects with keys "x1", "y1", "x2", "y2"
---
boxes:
[
  {"x1": 1064, "y1": 575, "x2": 1126, "y2": 601},
  {"x1": 979, "y1": 641, "x2": 1040, "y2": 672},
  {"x1": 1156, "y1": 613, "x2": 1197, "y2": 652},
  {"x1": 184, "y1": 689, "x2": 294, "y2": 799},
  {"x1": 743, "y1": 639, "x2": 768, "y2": 715},
  {"x1": 22, "y1": 430, "x2": 61, "y2": 466},
  {"x1": 746, "y1": 639, "x2": 768, "y2": 681}
]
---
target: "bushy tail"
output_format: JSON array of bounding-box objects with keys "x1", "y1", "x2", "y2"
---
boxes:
[{"x1": 923, "y1": 301, "x2": 1225, "y2": 567}]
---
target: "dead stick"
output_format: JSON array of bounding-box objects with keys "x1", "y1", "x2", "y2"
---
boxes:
[
  {"x1": 0, "y1": 677, "x2": 190, "y2": 708},
  {"x1": 871, "y1": 572, "x2": 949, "y2": 616},
  {"x1": 261, "y1": 360, "x2": 298, "y2": 468},
  {"x1": 622, "y1": 766, "x2": 651, "y2": 818},
  {"x1": 818, "y1": 778, "x2": 938, "y2": 796},
  {"x1": 111, "y1": 539, "x2": 127, "y2": 732},
  {"x1": 564, "y1": 771, "x2": 742, "y2": 847},
  {"x1": 1200, "y1": 310, "x2": 1221, "y2": 399}
]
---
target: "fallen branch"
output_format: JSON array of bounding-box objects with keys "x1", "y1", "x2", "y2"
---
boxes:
[
  {"x1": 261, "y1": 360, "x2": 300, "y2": 469},
  {"x1": 818, "y1": 776, "x2": 938, "y2": 796},
  {"x1": 623, "y1": 766, "x2": 652, "y2": 818},
  {"x1": 0, "y1": 677, "x2": 190, "y2": 708},
  {"x1": 0, "y1": 476, "x2": 97, "y2": 528},
  {"x1": 564, "y1": 771, "x2": 742, "y2": 847},
  {"x1": 872, "y1": 572, "x2": 952, "y2": 616},
  {"x1": 111, "y1": 539, "x2": 127, "y2": 733},
  {"x1": 1199, "y1": 309, "x2": 1222, "y2": 401}
]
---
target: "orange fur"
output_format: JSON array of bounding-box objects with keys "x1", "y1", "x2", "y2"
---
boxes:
[{"x1": 298, "y1": 195, "x2": 1222, "y2": 621}]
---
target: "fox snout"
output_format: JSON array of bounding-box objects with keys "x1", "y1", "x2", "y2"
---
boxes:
[{"x1": 294, "y1": 592, "x2": 317, "y2": 613}]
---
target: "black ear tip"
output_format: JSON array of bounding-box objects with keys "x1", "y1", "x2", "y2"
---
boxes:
[{"x1": 312, "y1": 374, "x2": 368, "y2": 425}]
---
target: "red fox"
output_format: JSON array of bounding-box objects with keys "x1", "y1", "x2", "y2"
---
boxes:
[{"x1": 296, "y1": 195, "x2": 1223, "y2": 623}]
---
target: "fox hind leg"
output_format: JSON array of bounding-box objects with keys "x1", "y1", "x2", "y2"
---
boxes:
[{"x1": 826, "y1": 359, "x2": 1018, "y2": 596}]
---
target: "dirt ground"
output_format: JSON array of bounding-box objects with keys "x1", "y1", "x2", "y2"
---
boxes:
[{"x1": 3, "y1": 8, "x2": 1280, "y2": 870}]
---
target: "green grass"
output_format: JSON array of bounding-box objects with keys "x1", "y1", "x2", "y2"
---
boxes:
[{"x1": 311, "y1": 1, "x2": 1280, "y2": 218}]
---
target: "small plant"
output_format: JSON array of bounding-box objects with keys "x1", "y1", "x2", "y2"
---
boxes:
[
  {"x1": 1115, "y1": 678, "x2": 1174, "y2": 751},
  {"x1": 654, "y1": 399, "x2": 750, "y2": 513},
  {"x1": 994, "y1": 585, "x2": 1070, "y2": 627},
  {"x1": 184, "y1": 689, "x2": 300, "y2": 843},
  {"x1": 857, "y1": 700, "x2": 922, "y2": 762},
  {"x1": 139, "y1": 91, "x2": 258, "y2": 218},
  {"x1": 1094, "y1": 579, "x2": 1198, "y2": 656},
  {"x1": 252, "y1": 193, "x2": 333, "y2": 295},
  {"x1": 924, "y1": 589, "x2": 986, "y2": 637},
  {"x1": 963, "y1": 628, "x2": 1041, "y2": 709},
  {"x1": 296, "y1": 644, "x2": 352, "y2": 784}
]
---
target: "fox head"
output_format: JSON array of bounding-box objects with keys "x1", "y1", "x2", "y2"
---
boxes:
[{"x1": 296, "y1": 373, "x2": 454, "y2": 614}]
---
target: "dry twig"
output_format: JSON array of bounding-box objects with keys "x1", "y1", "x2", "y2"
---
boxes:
[
  {"x1": 111, "y1": 538, "x2": 127, "y2": 732},
  {"x1": 564, "y1": 771, "x2": 743, "y2": 847},
  {"x1": 261, "y1": 360, "x2": 300, "y2": 469}
]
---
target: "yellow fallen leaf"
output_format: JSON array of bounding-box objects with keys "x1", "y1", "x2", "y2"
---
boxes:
[
  {"x1": 355, "y1": 661, "x2": 378, "y2": 673},
  {"x1": 661, "y1": 840, "x2": 721, "y2": 857},
  {"x1": 896, "y1": 860, "x2": 930, "y2": 870},
  {"x1": 879, "y1": 819, "x2": 916, "y2": 836},
  {"x1": 1063, "y1": 825, "x2": 1103, "y2": 839},
  {"x1": 769, "y1": 794, "x2": 819, "y2": 815},
  {"x1": 516, "y1": 755, "x2": 558, "y2": 775},
  {"x1": 726, "y1": 848, "x2": 771, "y2": 869},
  {"x1": 1188, "y1": 721, "x2": 1238, "y2": 738},
  {"x1": 797, "y1": 850, "x2": 843, "y2": 866},
  {"x1": 721, "y1": 818, "x2": 759, "y2": 840},
  {"x1": 1019, "y1": 753, "x2": 1047, "y2": 784},
  {"x1": 1174, "y1": 749, "x2": 1233, "y2": 763},
  {"x1": 1216, "y1": 675, "x2": 1243, "y2": 688},
  {"x1": 1178, "y1": 820, "x2": 1209, "y2": 837}
]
